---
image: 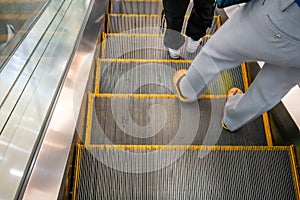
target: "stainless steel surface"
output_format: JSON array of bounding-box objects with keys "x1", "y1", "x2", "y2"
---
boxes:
[
  {"x1": 76, "y1": 146, "x2": 296, "y2": 199},
  {"x1": 22, "y1": 0, "x2": 106, "y2": 198},
  {"x1": 0, "y1": 0, "x2": 64, "y2": 106},
  {"x1": 0, "y1": 0, "x2": 102, "y2": 198},
  {"x1": 0, "y1": 0, "x2": 68, "y2": 138}
]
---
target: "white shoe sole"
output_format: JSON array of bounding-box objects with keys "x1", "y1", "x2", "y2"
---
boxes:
[{"x1": 168, "y1": 48, "x2": 180, "y2": 59}]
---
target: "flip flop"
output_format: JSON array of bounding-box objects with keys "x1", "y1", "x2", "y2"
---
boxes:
[{"x1": 222, "y1": 87, "x2": 243, "y2": 131}]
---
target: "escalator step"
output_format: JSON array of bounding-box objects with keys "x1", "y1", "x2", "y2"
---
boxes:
[
  {"x1": 111, "y1": 0, "x2": 164, "y2": 14},
  {"x1": 110, "y1": 0, "x2": 193, "y2": 15},
  {"x1": 75, "y1": 145, "x2": 297, "y2": 199},
  {"x1": 97, "y1": 60, "x2": 245, "y2": 95},
  {"x1": 88, "y1": 96, "x2": 267, "y2": 145},
  {"x1": 107, "y1": 14, "x2": 219, "y2": 35},
  {"x1": 102, "y1": 34, "x2": 210, "y2": 60}
]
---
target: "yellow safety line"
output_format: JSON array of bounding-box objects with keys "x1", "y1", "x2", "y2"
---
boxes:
[
  {"x1": 95, "y1": 93, "x2": 227, "y2": 99},
  {"x1": 0, "y1": 0, "x2": 42, "y2": 2},
  {"x1": 241, "y1": 63, "x2": 249, "y2": 91},
  {"x1": 94, "y1": 59, "x2": 101, "y2": 94},
  {"x1": 109, "y1": 14, "x2": 162, "y2": 17},
  {"x1": 262, "y1": 112, "x2": 273, "y2": 146},
  {"x1": 109, "y1": 14, "x2": 220, "y2": 18},
  {"x1": 105, "y1": 33, "x2": 213, "y2": 38},
  {"x1": 216, "y1": 15, "x2": 221, "y2": 29},
  {"x1": 81, "y1": 144, "x2": 290, "y2": 151},
  {"x1": 108, "y1": 33, "x2": 164, "y2": 37},
  {"x1": 289, "y1": 145, "x2": 300, "y2": 200},
  {"x1": 0, "y1": 14, "x2": 31, "y2": 20},
  {"x1": 107, "y1": 14, "x2": 111, "y2": 36},
  {"x1": 110, "y1": 0, "x2": 163, "y2": 3},
  {"x1": 72, "y1": 144, "x2": 83, "y2": 200},
  {"x1": 99, "y1": 58, "x2": 192, "y2": 63},
  {"x1": 85, "y1": 93, "x2": 95, "y2": 145},
  {"x1": 101, "y1": 33, "x2": 106, "y2": 59}
]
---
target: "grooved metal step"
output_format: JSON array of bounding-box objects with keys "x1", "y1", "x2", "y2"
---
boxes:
[
  {"x1": 110, "y1": 0, "x2": 193, "y2": 15},
  {"x1": 74, "y1": 145, "x2": 298, "y2": 200},
  {"x1": 97, "y1": 60, "x2": 245, "y2": 95},
  {"x1": 101, "y1": 34, "x2": 212, "y2": 59},
  {"x1": 107, "y1": 14, "x2": 220, "y2": 35},
  {"x1": 86, "y1": 96, "x2": 268, "y2": 145}
]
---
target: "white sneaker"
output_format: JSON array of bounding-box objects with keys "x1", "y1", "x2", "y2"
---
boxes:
[
  {"x1": 168, "y1": 48, "x2": 180, "y2": 59},
  {"x1": 186, "y1": 37, "x2": 202, "y2": 53}
]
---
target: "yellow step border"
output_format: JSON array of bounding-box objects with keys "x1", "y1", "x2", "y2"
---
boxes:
[
  {"x1": 85, "y1": 93, "x2": 95, "y2": 145},
  {"x1": 263, "y1": 112, "x2": 273, "y2": 146},
  {"x1": 104, "y1": 32, "x2": 213, "y2": 38},
  {"x1": 101, "y1": 32, "x2": 106, "y2": 59},
  {"x1": 94, "y1": 93, "x2": 226, "y2": 99},
  {"x1": 79, "y1": 144, "x2": 289, "y2": 151},
  {"x1": 0, "y1": 14, "x2": 31, "y2": 20},
  {"x1": 98, "y1": 58, "x2": 192, "y2": 63},
  {"x1": 72, "y1": 144, "x2": 83, "y2": 200},
  {"x1": 289, "y1": 145, "x2": 300, "y2": 200},
  {"x1": 95, "y1": 57, "x2": 101, "y2": 94},
  {"x1": 216, "y1": 15, "x2": 221, "y2": 29},
  {"x1": 108, "y1": 14, "x2": 221, "y2": 19}
]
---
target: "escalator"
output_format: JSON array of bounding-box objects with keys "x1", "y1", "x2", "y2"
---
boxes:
[{"x1": 71, "y1": 0, "x2": 300, "y2": 199}]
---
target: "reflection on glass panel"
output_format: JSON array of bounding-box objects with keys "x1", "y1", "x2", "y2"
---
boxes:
[{"x1": 0, "y1": 0, "x2": 50, "y2": 69}]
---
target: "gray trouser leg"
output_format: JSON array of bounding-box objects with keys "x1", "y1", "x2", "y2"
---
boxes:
[
  {"x1": 224, "y1": 64, "x2": 300, "y2": 131},
  {"x1": 179, "y1": 0, "x2": 300, "y2": 130}
]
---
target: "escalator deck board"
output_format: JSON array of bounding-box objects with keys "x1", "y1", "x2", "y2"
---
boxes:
[
  {"x1": 75, "y1": 146, "x2": 296, "y2": 199},
  {"x1": 88, "y1": 97, "x2": 267, "y2": 145},
  {"x1": 98, "y1": 61, "x2": 245, "y2": 95}
]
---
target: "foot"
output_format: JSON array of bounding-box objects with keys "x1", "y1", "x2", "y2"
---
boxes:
[
  {"x1": 186, "y1": 37, "x2": 202, "y2": 53},
  {"x1": 226, "y1": 87, "x2": 243, "y2": 100},
  {"x1": 222, "y1": 87, "x2": 243, "y2": 131},
  {"x1": 168, "y1": 48, "x2": 180, "y2": 59},
  {"x1": 173, "y1": 69, "x2": 192, "y2": 102}
]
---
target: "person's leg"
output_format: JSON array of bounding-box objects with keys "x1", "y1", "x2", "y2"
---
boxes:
[
  {"x1": 175, "y1": 0, "x2": 300, "y2": 131},
  {"x1": 185, "y1": 0, "x2": 215, "y2": 41},
  {"x1": 178, "y1": 0, "x2": 300, "y2": 100},
  {"x1": 178, "y1": 1, "x2": 260, "y2": 100},
  {"x1": 224, "y1": 64, "x2": 300, "y2": 131},
  {"x1": 162, "y1": 0, "x2": 190, "y2": 50}
]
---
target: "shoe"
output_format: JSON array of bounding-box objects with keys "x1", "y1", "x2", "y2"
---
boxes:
[
  {"x1": 0, "y1": 24, "x2": 15, "y2": 52},
  {"x1": 221, "y1": 87, "x2": 243, "y2": 131},
  {"x1": 186, "y1": 37, "x2": 202, "y2": 53},
  {"x1": 168, "y1": 48, "x2": 180, "y2": 59},
  {"x1": 173, "y1": 69, "x2": 192, "y2": 102}
]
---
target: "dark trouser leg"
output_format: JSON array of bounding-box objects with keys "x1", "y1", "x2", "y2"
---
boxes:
[
  {"x1": 186, "y1": 0, "x2": 215, "y2": 40},
  {"x1": 162, "y1": 0, "x2": 190, "y2": 49}
]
